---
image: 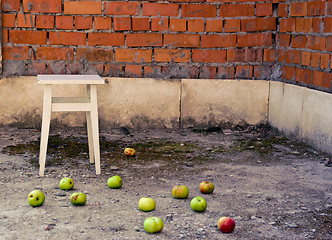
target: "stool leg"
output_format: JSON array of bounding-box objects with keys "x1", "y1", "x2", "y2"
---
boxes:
[
  {"x1": 39, "y1": 85, "x2": 52, "y2": 177},
  {"x1": 86, "y1": 85, "x2": 94, "y2": 163},
  {"x1": 90, "y1": 85, "x2": 101, "y2": 175}
]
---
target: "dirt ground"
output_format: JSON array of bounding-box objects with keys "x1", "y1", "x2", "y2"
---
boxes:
[{"x1": 0, "y1": 125, "x2": 331, "y2": 240}]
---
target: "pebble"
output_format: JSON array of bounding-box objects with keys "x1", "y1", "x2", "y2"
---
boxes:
[{"x1": 285, "y1": 222, "x2": 298, "y2": 228}]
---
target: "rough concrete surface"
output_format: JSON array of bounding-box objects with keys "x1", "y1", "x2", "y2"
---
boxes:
[{"x1": 0, "y1": 125, "x2": 331, "y2": 240}]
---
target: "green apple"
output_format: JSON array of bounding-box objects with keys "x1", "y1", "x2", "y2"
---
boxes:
[
  {"x1": 143, "y1": 217, "x2": 164, "y2": 234},
  {"x1": 28, "y1": 190, "x2": 45, "y2": 207},
  {"x1": 70, "y1": 192, "x2": 87, "y2": 206},
  {"x1": 107, "y1": 175, "x2": 123, "y2": 189},
  {"x1": 190, "y1": 196, "x2": 207, "y2": 212},
  {"x1": 172, "y1": 185, "x2": 189, "y2": 199},
  {"x1": 138, "y1": 197, "x2": 156, "y2": 212},
  {"x1": 124, "y1": 147, "x2": 135, "y2": 156},
  {"x1": 199, "y1": 181, "x2": 214, "y2": 194},
  {"x1": 59, "y1": 177, "x2": 74, "y2": 190}
]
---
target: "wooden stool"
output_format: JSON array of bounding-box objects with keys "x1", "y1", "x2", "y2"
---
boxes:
[{"x1": 37, "y1": 75, "x2": 105, "y2": 177}]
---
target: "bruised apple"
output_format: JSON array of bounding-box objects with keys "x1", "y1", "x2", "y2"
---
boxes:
[
  {"x1": 143, "y1": 217, "x2": 164, "y2": 234},
  {"x1": 199, "y1": 181, "x2": 214, "y2": 194},
  {"x1": 124, "y1": 148, "x2": 136, "y2": 157}
]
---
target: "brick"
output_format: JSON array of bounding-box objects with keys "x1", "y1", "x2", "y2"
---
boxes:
[
  {"x1": 182, "y1": 4, "x2": 217, "y2": 17},
  {"x1": 23, "y1": 0, "x2": 61, "y2": 13},
  {"x1": 154, "y1": 49, "x2": 190, "y2": 62},
  {"x1": 227, "y1": 49, "x2": 263, "y2": 62},
  {"x1": 220, "y1": 4, "x2": 255, "y2": 17},
  {"x1": 47, "y1": 62, "x2": 66, "y2": 75},
  {"x1": 36, "y1": 47, "x2": 73, "y2": 60},
  {"x1": 206, "y1": 19, "x2": 223, "y2": 32},
  {"x1": 217, "y1": 67, "x2": 235, "y2": 79},
  {"x1": 311, "y1": 52, "x2": 320, "y2": 68},
  {"x1": 104, "y1": 2, "x2": 140, "y2": 15},
  {"x1": 27, "y1": 62, "x2": 46, "y2": 75},
  {"x1": 113, "y1": 17, "x2": 131, "y2": 31},
  {"x1": 164, "y1": 34, "x2": 200, "y2": 47},
  {"x1": 64, "y1": 1, "x2": 102, "y2": 15},
  {"x1": 312, "y1": 71, "x2": 331, "y2": 88},
  {"x1": 291, "y1": 2, "x2": 307, "y2": 17},
  {"x1": 151, "y1": 18, "x2": 169, "y2": 31},
  {"x1": 17, "y1": 14, "x2": 35, "y2": 28},
  {"x1": 94, "y1": 17, "x2": 112, "y2": 30},
  {"x1": 307, "y1": 35, "x2": 325, "y2": 51},
  {"x1": 36, "y1": 15, "x2": 54, "y2": 29},
  {"x1": 126, "y1": 33, "x2": 162, "y2": 47},
  {"x1": 3, "y1": 46, "x2": 29, "y2": 60},
  {"x1": 282, "y1": 66, "x2": 295, "y2": 81},
  {"x1": 236, "y1": 65, "x2": 253, "y2": 79},
  {"x1": 291, "y1": 35, "x2": 307, "y2": 48},
  {"x1": 77, "y1": 48, "x2": 113, "y2": 62},
  {"x1": 170, "y1": 18, "x2": 186, "y2": 32},
  {"x1": 241, "y1": 17, "x2": 276, "y2": 32},
  {"x1": 125, "y1": 65, "x2": 142, "y2": 78},
  {"x1": 279, "y1": 18, "x2": 296, "y2": 32},
  {"x1": 278, "y1": 33, "x2": 290, "y2": 47},
  {"x1": 308, "y1": 0, "x2": 325, "y2": 16},
  {"x1": 285, "y1": 50, "x2": 293, "y2": 64},
  {"x1": 278, "y1": 3, "x2": 288, "y2": 17},
  {"x1": 55, "y1": 16, "x2": 73, "y2": 29},
  {"x1": 2, "y1": 0, "x2": 20, "y2": 11},
  {"x1": 323, "y1": 17, "x2": 332, "y2": 33},
  {"x1": 9, "y1": 30, "x2": 47, "y2": 44},
  {"x1": 278, "y1": 49, "x2": 286, "y2": 63},
  {"x1": 301, "y1": 51, "x2": 311, "y2": 66},
  {"x1": 293, "y1": 50, "x2": 301, "y2": 64},
  {"x1": 320, "y1": 53, "x2": 330, "y2": 68},
  {"x1": 116, "y1": 49, "x2": 152, "y2": 63},
  {"x1": 3, "y1": 30, "x2": 9, "y2": 43},
  {"x1": 295, "y1": 18, "x2": 312, "y2": 32},
  {"x1": 75, "y1": 16, "x2": 93, "y2": 30},
  {"x1": 256, "y1": 3, "x2": 273, "y2": 17},
  {"x1": 144, "y1": 66, "x2": 162, "y2": 78},
  {"x1": 88, "y1": 33, "x2": 124, "y2": 46},
  {"x1": 188, "y1": 19, "x2": 204, "y2": 32},
  {"x1": 237, "y1": 33, "x2": 272, "y2": 47},
  {"x1": 67, "y1": 62, "x2": 83, "y2": 75},
  {"x1": 328, "y1": 2, "x2": 332, "y2": 15},
  {"x1": 224, "y1": 19, "x2": 240, "y2": 32},
  {"x1": 49, "y1": 32, "x2": 86, "y2": 45},
  {"x1": 2, "y1": 14, "x2": 16, "y2": 28},
  {"x1": 295, "y1": 68, "x2": 312, "y2": 84},
  {"x1": 143, "y1": 3, "x2": 179, "y2": 16},
  {"x1": 132, "y1": 18, "x2": 150, "y2": 31},
  {"x1": 327, "y1": 36, "x2": 332, "y2": 51},
  {"x1": 312, "y1": 17, "x2": 322, "y2": 32},
  {"x1": 201, "y1": 34, "x2": 236, "y2": 48},
  {"x1": 263, "y1": 49, "x2": 277, "y2": 62},
  {"x1": 192, "y1": 50, "x2": 226, "y2": 63},
  {"x1": 200, "y1": 66, "x2": 217, "y2": 79},
  {"x1": 105, "y1": 64, "x2": 124, "y2": 77},
  {"x1": 254, "y1": 66, "x2": 272, "y2": 80}
]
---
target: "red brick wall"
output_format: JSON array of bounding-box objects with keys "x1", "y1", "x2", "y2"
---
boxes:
[{"x1": 1, "y1": 0, "x2": 331, "y2": 92}]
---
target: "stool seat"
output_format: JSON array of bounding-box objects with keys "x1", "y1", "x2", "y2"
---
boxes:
[{"x1": 37, "y1": 75, "x2": 105, "y2": 177}]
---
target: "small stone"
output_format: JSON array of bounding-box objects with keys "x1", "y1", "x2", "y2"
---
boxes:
[{"x1": 285, "y1": 222, "x2": 298, "y2": 228}]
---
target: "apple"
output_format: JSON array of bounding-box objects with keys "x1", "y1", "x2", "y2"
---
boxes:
[
  {"x1": 172, "y1": 185, "x2": 189, "y2": 199},
  {"x1": 70, "y1": 192, "x2": 87, "y2": 206},
  {"x1": 124, "y1": 147, "x2": 135, "y2": 157},
  {"x1": 107, "y1": 175, "x2": 123, "y2": 189},
  {"x1": 199, "y1": 181, "x2": 214, "y2": 194},
  {"x1": 138, "y1": 197, "x2": 156, "y2": 212},
  {"x1": 28, "y1": 190, "x2": 45, "y2": 207},
  {"x1": 190, "y1": 196, "x2": 207, "y2": 212},
  {"x1": 59, "y1": 177, "x2": 74, "y2": 190},
  {"x1": 218, "y1": 217, "x2": 235, "y2": 233},
  {"x1": 143, "y1": 217, "x2": 164, "y2": 234}
]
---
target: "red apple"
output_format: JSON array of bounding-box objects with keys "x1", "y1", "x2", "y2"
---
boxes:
[
  {"x1": 218, "y1": 217, "x2": 235, "y2": 233},
  {"x1": 124, "y1": 147, "x2": 136, "y2": 157},
  {"x1": 199, "y1": 181, "x2": 214, "y2": 194}
]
